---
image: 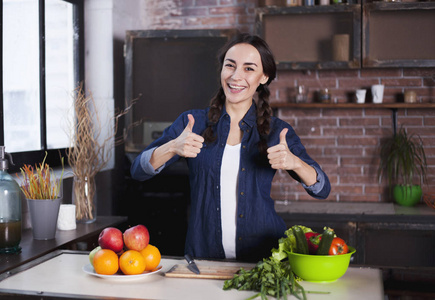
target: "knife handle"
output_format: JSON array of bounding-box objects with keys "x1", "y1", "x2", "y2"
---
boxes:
[{"x1": 184, "y1": 254, "x2": 193, "y2": 264}]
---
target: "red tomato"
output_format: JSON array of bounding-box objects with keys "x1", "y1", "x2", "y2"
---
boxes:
[{"x1": 329, "y1": 237, "x2": 349, "y2": 255}]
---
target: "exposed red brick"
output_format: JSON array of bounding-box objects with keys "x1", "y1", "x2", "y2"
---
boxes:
[
  {"x1": 382, "y1": 78, "x2": 423, "y2": 87},
  {"x1": 339, "y1": 117, "x2": 381, "y2": 127},
  {"x1": 341, "y1": 156, "x2": 377, "y2": 166},
  {"x1": 403, "y1": 68, "x2": 435, "y2": 77},
  {"x1": 332, "y1": 185, "x2": 364, "y2": 194},
  {"x1": 338, "y1": 78, "x2": 380, "y2": 89},
  {"x1": 196, "y1": 0, "x2": 218, "y2": 6},
  {"x1": 209, "y1": 6, "x2": 246, "y2": 15},
  {"x1": 422, "y1": 77, "x2": 435, "y2": 87},
  {"x1": 318, "y1": 69, "x2": 359, "y2": 78},
  {"x1": 424, "y1": 117, "x2": 435, "y2": 126},
  {"x1": 324, "y1": 147, "x2": 364, "y2": 156},
  {"x1": 237, "y1": 14, "x2": 256, "y2": 24},
  {"x1": 322, "y1": 108, "x2": 363, "y2": 117},
  {"x1": 337, "y1": 136, "x2": 378, "y2": 147},
  {"x1": 397, "y1": 117, "x2": 424, "y2": 126},
  {"x1": 360, "y1": 68, "x2": 402, "y2": 78}
]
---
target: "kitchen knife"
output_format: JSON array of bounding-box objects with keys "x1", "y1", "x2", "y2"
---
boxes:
[{"x1": 184, "y1": 254, "x2": 200, "y2": 274}]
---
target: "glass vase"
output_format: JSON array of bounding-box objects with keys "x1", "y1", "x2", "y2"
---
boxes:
[{"x1": 72, "y1": 176, "x2": 97, "y2": 223}]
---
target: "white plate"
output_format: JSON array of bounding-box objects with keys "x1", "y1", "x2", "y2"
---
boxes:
[{"x1": 82, "y1": 264, "x2": 162, "y2": 281}]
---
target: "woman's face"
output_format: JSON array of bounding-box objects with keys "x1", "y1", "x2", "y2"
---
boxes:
[{"x1": 221, "y1": 43, "x2": 269, "y2": 107}]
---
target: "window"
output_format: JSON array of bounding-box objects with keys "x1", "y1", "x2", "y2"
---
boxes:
[{"x1": 1, "y1": 0, "x2": 83, "y2": 172}]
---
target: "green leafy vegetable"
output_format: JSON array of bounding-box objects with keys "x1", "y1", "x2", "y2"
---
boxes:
[
  {"x1": 271, "y1": 225, "x2": 313, "y2": 261},
  {"x1": 223, "y1": 257, "x2": 306, "y2": 300}
]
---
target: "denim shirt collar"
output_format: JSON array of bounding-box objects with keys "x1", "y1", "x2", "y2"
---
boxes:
[{"x1": 220, "y1": 100, "x2": 257, "y2": 128}]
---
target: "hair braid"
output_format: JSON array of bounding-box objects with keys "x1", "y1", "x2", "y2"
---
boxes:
[
  {"x1": 203, "y1": 88, "x2": 225, "y2": 144},
  {"x1": 256, "y1": 85, "x2": 272, "y2": 154}
]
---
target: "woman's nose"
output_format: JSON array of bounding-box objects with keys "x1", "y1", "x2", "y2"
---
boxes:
[{"x1": 231, "y1": 67, "x2": 243, "y2": 80}]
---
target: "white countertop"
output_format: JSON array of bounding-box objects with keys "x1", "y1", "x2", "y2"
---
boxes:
[{"x1": 0, "y1": 252, "x2": 384, "y2": 300}]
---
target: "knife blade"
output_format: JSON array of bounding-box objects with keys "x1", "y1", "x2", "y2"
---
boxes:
[{"x1": 184, "y1": 254, "x2": 200, "y2": 274}]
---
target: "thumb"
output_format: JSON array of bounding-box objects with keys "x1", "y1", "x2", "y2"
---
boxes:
[
  {"x1": 279, "y1": 128, "x2": 288, "y2": 145},
  {"x1": 185, "y1": 114, "x2": 195, "y2": 132}
]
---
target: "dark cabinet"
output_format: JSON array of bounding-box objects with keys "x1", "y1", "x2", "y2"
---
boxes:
[
  {"x1": 278, "y1": 209, "x2": 435, "y2": 267},
  {"x1": 255, "y1": 2, "x2": 435, "y2": 69},
  {"x1": 256, "y1": 5, "x2": 361, "y2": 70},
  {"x1": 363, "y1": 2, "x2": 435, "y2": 68}
]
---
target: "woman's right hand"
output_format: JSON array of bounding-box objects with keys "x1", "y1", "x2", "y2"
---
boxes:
[{"x1": 171, "y1": 114, "x2": 204, "y2": 158}]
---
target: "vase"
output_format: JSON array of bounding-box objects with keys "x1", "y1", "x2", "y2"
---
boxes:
[
  {"x1": 72, "y1": 176, "x2": 97, "y2": 223},
  {"x1": 27, "y1": 197, "x2": 62, "y2": 240},
  {"x1": 393, "y1": 185, "x2": 422, "y2": 207}
]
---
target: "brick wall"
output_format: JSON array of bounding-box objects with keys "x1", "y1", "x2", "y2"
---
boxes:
[{"x1": 142, "y1": 0, "x2": 435, "y2": 203}]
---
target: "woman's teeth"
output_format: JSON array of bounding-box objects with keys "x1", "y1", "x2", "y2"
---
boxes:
[{"x1": 229, "y1": 84, "x2": 245, "y2": 91}]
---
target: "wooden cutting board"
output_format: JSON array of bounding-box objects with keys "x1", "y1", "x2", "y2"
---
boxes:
[{"x1": 164, "y1": 264, "x2": 251, "y2": 280}]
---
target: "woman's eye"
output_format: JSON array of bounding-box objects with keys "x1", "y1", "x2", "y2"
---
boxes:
[
  {"x1": 246, "y1": 67, "x2": 254, "y2": 71},
  {"x1": 225, "y1": 63, "x2": 235, "y2": 68}
]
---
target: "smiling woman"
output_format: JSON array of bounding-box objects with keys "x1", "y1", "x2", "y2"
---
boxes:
[{"x1": 131, "y1": 33, "x2": 330, "y2": 262}]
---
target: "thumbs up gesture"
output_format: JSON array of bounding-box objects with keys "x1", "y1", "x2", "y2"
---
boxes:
[
  {"x1": 172, "y1": 114, "x2": 204, "y2": 158},
  {"x1": 267, "y1": 128, "x2": 299, "y2": 170}
]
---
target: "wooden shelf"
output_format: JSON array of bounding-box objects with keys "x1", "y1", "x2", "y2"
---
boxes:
[
  {"x1": 255, "y1": 5, "x2": 361, "y2": 70},
  {"x1": 270, "y1": 102, "x2": 435, "y2": 109},
  {"x1": 363, "y1": 2, "x2": 435, "y2": 68}
]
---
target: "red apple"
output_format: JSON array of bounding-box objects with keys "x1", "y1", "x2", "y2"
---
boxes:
[
  {"x1": 98, "y1": 227, "x2": 124, "y2": 253},
  {"x1": 123, "y1": 224, "x2": 150, "y2": 251}
]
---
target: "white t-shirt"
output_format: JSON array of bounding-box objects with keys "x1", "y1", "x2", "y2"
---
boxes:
[{"x1": 220, "y1": 143, "x2": 241, "y2": 259}]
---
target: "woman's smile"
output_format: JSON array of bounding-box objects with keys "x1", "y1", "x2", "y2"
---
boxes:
[{"x1": 227, "y1": 83, "x2": 246, "y2": 93}]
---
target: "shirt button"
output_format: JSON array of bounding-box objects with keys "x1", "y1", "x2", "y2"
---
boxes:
[
  {"x1": 238, "y1": 237, "x2": 243, "y2": 241},
  {"x1": 241, "y1": 122, "x2": 245, "y2": 126},
  {"x1": 241, "y1": 168, "x2": 245, "y2": 172},
  {"x1": 217, "y1": 207, "x2": 220, "y2": 211},
  {"x1": 242, "y1": 145, "x2": 246, "y2": 149},
  {"x1": 239, "y1": 214, "x2": 244, "y2": 218},
  {"x1": 240, "y1": 192, "x2": 244, "y2": 196},
  {"x1": 246, "y1": 129, "x2": 249, "y2": 133}
]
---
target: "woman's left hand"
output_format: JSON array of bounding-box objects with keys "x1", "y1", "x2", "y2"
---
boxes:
[{"x1": 267, "y1": 128, "x2": 300, "y2": 170}]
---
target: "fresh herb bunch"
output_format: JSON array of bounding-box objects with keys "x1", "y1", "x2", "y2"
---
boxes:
[{"x1": 223, "y1": 257, "x2": 306, "y2": 300}]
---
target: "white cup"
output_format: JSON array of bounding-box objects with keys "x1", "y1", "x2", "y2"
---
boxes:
[
  {"x1": 57, "y1": 204, "x2": 76, "y2": 230},
  {"x1": 356, "y1": 89, "x2": 366, "y2": 104},
  {"x1": 371, "y1": 84, "x2": 384, "y2": 104}
]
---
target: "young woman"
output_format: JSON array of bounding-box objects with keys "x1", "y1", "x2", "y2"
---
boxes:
[{"x1": 130, "y1": 33, "x2": 330, "y2": 262}]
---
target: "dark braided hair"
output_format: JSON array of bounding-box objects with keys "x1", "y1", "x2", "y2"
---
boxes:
[{"x1": 203, "y1": 33, "x2": 277, "y2": 154}]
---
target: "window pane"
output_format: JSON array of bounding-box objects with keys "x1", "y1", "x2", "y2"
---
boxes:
[
  {"x1": 45, "y1": 0, "x2": 75, "y2": 149},
  {"x1": 3, "y1": 0, "x2": 41, "y2": 152}
]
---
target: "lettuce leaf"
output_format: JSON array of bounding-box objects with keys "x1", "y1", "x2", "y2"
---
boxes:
[{"x1": 271, "y1": 225, "x2": 313, "y2": 261}]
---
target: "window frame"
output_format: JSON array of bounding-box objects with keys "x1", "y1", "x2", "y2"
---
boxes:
[{"x1": 0, "y1": 0, "x2": 84, "y2": 173}]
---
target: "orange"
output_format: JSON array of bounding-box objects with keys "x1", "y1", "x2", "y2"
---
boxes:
[
  {"x1": 93, "y1": 249, "x2": 119, "y2": 275},
  {"x1": 119, "y1": 250, "x2": 146, "y2": 275},
  {"x1": 140, "y1": 244, "x2": 161, "y2": 271}
]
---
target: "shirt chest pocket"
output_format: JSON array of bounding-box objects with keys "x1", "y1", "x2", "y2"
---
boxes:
[{"x1": 188, "y1": 142, "x2": 222, "y2": 173}]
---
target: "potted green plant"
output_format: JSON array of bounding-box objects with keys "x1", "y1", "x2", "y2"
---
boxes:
[
  {"x1": 19, "y1": 153, "x2": 64, "y2": 240},
  {"x1": 378, "y1": 126, "x2": 427, "y2": 206}
]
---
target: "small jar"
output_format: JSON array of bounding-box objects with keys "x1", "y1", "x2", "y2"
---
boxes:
[
  {"x1": 404, "y1": 91, "x2": 417, "y2": 103},
  {"x1": 319, "y1": 88, "x2": 331, "y2": 103}
]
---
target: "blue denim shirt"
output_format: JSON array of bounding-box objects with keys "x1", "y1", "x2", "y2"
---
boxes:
[{"x1": 131, "y1": 102, "x2": 330, "y2": 261}]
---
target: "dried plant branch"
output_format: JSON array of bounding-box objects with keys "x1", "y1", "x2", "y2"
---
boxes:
[{"x1": 66, "y1": 83, "x2": 136, "y2": 220}]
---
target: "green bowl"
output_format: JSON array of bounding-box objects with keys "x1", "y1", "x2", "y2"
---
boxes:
[{"x1": 288, "y1": 246, "x2": 356, "y2": 282}]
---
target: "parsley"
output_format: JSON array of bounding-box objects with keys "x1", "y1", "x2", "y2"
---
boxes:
[{"x1": 223, "y1": 257, "x2": 307, "y2": 300}]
